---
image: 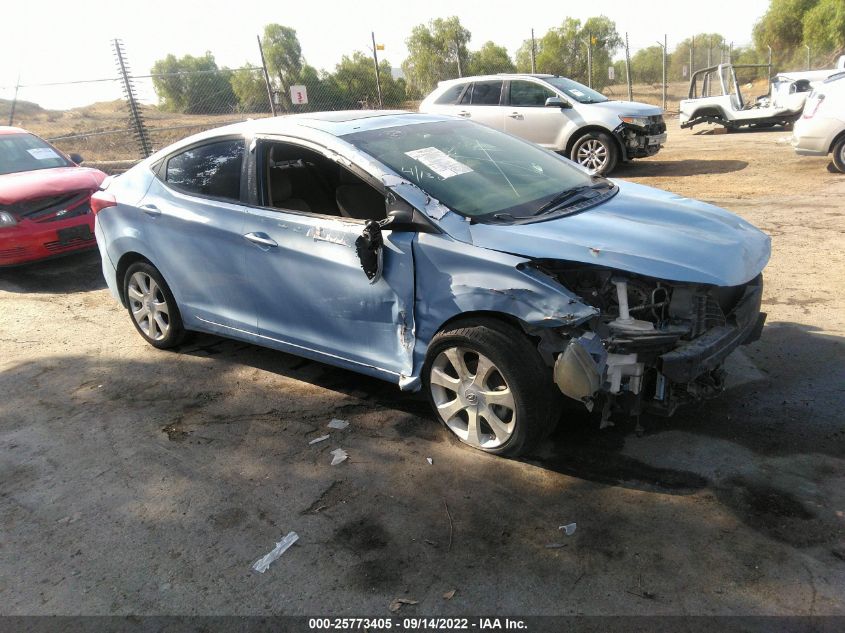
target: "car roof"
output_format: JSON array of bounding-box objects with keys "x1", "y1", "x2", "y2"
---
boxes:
[
  {"x1": 0, "y1": 126, "x2": 27, "y2": 136},
  {"x1": 438, "y1": 74, "x2": 557, "y2": 86}
]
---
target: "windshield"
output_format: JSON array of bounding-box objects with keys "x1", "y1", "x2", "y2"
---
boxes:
[
  {"x1": 0, "y1": 133, "x2": 72, "y2": 176},
  {"x1": 342, "y1": 119, "x2": 595, "y2": 220},
  {"x1": 544, "y1": 77, "x2": 609, "y2": 104}
]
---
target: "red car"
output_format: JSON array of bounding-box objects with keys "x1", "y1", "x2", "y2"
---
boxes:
[{"x1": 0, "y1": 126, "x2": 106, "y2": 266}]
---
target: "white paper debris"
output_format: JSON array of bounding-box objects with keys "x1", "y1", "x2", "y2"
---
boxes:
[
  {"x1": 426, "y1": 458, "x2": 433, "y2": 465},
  {"x1": 559, "y1": 523, "x2": 577, "y2": 536},
  {"x1": 405, "y1": 147, "x2": 473, "y2": 179},
  {"x1": 309, "y1": 435, "x2": 330, "y2": 445},
  {"x1": 328, "y1": 419, "x2": 349, "y2": 430},
  {"x1": 252, "y1": 531, "x2": 298, "y2": 573},
  {"x1": 330, "y1": 448, "x2": 348, "y2": 465},
  {"x1": 27, "y1": 147, "x2": 60, "y2": 160}
]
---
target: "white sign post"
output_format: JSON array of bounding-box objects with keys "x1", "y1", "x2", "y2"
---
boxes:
[
  {"x1": 290, "y1": 85, "x2": 308, "y2": 105},
  {"x1": 608, "y1": 66, "x2": 615, "y2": 81}
]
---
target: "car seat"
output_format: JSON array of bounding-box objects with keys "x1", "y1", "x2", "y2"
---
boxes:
[{"x1": 335, "y1": 169, "x2": 385, "y2": 221}]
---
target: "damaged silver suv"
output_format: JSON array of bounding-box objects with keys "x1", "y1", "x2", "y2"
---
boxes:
[{"x1": 94, "y1": 111, "x2": 769, "y2": 457}]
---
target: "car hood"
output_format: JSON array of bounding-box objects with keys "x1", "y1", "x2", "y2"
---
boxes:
[
  {"x1": 0, "y1": 167, "x2": 106, "y2": 206},
  {"x1": 465, "y1": 180, "x2": 771, "y2": 286},
  {"x1": 585, "y1": 100, "x2": 663, "y2": 116}
]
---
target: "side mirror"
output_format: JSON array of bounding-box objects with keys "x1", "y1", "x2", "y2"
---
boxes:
[
  {"x1": 69, "y1": 153, "x2": 84, "y2": 164},
  {"x1": 545, "y1": 96, "x2": 572, "y2": 109},
  {"x1": 381, "y1": 196, "x2": 417, "y2": 232}
]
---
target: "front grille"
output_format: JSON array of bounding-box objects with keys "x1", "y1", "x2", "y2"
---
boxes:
[
  {"x1": 0, "y1": 246, "x2": 27, "y2": 260},
  {"x1": 43, "y1": 236, "x2": 96, "y2": 253},
  {"x1": 0, "y1": 192, "x2": 91, "y2": 223}
]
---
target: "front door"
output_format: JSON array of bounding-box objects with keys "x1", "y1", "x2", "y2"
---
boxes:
[{"x1": 503, "y1": 80, "x2": 570, "y2": 149}]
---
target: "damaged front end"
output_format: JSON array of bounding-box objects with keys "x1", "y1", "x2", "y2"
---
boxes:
[{"x1": 533, "y1": 261, "x2": 766, "y2": 421}]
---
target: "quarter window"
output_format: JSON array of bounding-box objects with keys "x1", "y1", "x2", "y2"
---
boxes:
[
  {"x1": 470, "y1": 80, "x2": 503, "y2": 105},
  {"x1": 509, "y1": 81, "x2": 555, "y2": 107},
  {"x1": 435, "y1": 83, "x2": 468, "y2": 105},
  {"x1": 165, "y1": 139, "x2": 245, "y2": 201}
]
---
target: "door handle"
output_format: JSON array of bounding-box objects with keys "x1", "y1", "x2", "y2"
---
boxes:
[
  {"x1": 457, "y1": 110, "x2": 471, "y2": 118},
  {"x1": 244, "y1": 232, "x2": 278, "y2": 248},
  {"x1": 508, "y1": 112, "x2": 524, "y2": 120},
  {"x1": 139, "y1": 204, "x2": 161, "y2": 217}
]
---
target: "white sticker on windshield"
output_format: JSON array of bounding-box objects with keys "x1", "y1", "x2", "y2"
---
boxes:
[
  {"x1": 27, "y1": 147, "x2": 60, "y2": 160},
  {"x1": 569, "y1": 89, "x2": 585, "y2": 97},
  {"x1": 405, "y1": 147, "x2": 473, "y2": 179}
]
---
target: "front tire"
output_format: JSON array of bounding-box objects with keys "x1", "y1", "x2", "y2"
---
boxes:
[
  {"x1": 570, "y1": 131, "x2": 619, "y2": 175},
  {"x1": 423, "y1": 318, "x2": 559, "y2": 457},
  {"x1": 123, "y1": 262, "x2": 186, "y2": 349},
  {"x1": 832, "y1": 136, "x2": 845, "y2": 174}
]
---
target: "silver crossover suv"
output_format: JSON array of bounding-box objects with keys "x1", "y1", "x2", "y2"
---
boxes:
[{"x1": 420, "y1": 74, "x2": 666, "y2": 175}]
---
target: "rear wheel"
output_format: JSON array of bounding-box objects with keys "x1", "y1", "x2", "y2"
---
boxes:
[
  {"x1": 570, "y1": 131, "x2": 619, "y2": 175},
  {"x1": 423, "y1": 318, "x2": 559, "y2": 457},
  {"x1": 123, "y1": 262, "x2": 186, "y2": 349},
  {"x1": 832, "y1": 136, "x2": 845, "y2": 174}
]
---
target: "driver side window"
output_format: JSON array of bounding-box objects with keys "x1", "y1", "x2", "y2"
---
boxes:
[{"x1": 259, "y1": 141, "x2": 386, "y2": 221}]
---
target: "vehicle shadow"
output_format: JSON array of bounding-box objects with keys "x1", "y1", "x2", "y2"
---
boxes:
[
  {"x1": 172, "y1": 320, "x2": 845, "y2": 495},
  {"x1": 614, "y1": 158, "x2": 748, "y2": 178},
  {"x1": 0, "y1": 250, "x2": 105, "y2": 294}
]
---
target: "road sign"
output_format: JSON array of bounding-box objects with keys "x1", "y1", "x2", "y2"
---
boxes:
[{"x1": 290, "y1": 85, "x2": 308, "y2": 105}]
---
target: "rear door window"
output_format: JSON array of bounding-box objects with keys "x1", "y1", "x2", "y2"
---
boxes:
[
  {"x1": 509, "y1": 80, "x2": 555, "y2": 106},
  {"x1": 470, "y1": 81, "x2": 504, "y2": 105},
  {"x1": 164, "y1": 139, "x2": 245, "y2": 202},
  {"x1": 435, "y1": 83, "x2": 468, "y2": 105}
]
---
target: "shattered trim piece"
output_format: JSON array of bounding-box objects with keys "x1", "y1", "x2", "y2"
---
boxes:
[{"x1": 252, "y1": 531, "x2": 299, "y2": 573}]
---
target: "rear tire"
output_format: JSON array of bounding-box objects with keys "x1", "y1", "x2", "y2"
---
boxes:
[
  {"x1": 832, "y1": 136, "x2": 845, "y2": 174},
  {"x1": 570, "y1": 131, "x2": 619, "y2": 175},
  {"x1": 423, "y1": 318, "x2": 559, "y2": 457},
  {"x1": 123, "y1": 262, "x2": 186, "y2": 349}
]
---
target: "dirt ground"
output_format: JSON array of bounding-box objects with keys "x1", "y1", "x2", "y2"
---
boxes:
[{"x1": 1, "y1": 119, "x2": 844, "y2": 618}]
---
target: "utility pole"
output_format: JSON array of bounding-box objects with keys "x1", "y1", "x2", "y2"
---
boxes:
[
  {"x1": 371, "y1": 31, "x2": 383, "y2": 108},
  {"x1": 531, "y1": 28, "x2": 536, "y2": 74},
  {"x1": 624, "y1": 33, "x2": 632, "y2": 101},
  {"x1": 257, "y1": 35, "x2": 277, "y2": 117}
]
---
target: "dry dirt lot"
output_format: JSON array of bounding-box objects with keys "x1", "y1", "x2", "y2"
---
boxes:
[{"x1": 1, "y1": 119, "x2": 844, "y2": 620}]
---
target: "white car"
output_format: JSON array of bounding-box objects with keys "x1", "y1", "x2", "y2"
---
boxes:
[
  {"x1": 419, "y1": 74, "x2": 666, "y2": 175},
  {"x1": 792, "y1": 72, "x2": 845, "y2": 172}
]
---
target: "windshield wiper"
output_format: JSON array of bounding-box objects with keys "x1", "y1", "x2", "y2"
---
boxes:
[{"x1": 532, "y1": 182, "x2": 611, "y2": 216}]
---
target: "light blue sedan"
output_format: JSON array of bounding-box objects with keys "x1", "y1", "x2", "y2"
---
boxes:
[{"x1": 92, "y1": 111, "x2": 770, "y2": 456}]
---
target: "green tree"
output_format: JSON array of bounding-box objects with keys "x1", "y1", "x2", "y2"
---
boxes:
[
  {"x1": 530, "y1": 16, "x2": 622, "y2": 89},
  {"x1": 332, "y1": 52, "x2": 406, "y2": 109},
  {"x1": 803, "y1": 0, "x2": 845, "y2": 58},
  {"x1": 467, "y1": 41, "x2": 515, "y2": 75},
  {"x1": 229, "y1": 67, "x2": 269, "y2": 113},
  {"x1": 402, "y1": 16, "x2": 471, "y2": 96},
  {"x1": 751, "y1": 0, "x2": 845, "y2": 67},
  {"x1": 630, "y1": 45, "x2": 665, "y2": 85},
  {"x1": 669, "y1": 33, "x2": 727, "y2": 81},
  {"x1": 514, "y1": 39, "x2": 536, "y2": 73},
  {"x1": 262, "y1": 23, "x2": 304, "y2": 110},
  {"x1": 151, "y1": 52, "x2": 237, "y2": 114}
]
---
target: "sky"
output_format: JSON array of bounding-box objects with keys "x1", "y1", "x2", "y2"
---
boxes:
[{"x1": 0, "y1": 0, "x2": 771, "y2": 108}]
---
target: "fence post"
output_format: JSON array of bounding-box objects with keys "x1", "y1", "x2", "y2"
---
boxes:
[
  {"x1": 662, "y1": 34, "x2": 667, "y2": 111},
  {"x1": 587, "y1": 32, "x2": 593, "y2": 88},
  {"x1": 531, "y1": 28, "x2": 536, "y2": 74},
  {"x1": 805, "y1": 45, "x2": 811, "y2": 70},
  {"x1": 767, "y1": 45, "x2": 773, "y2": 77},
  {"x1": 113, "y1": 39, "x2": 151, "y2": 159},
  {"x1": 7, "y1": 75, "x2": 19, "y2": 126},
  {"x1": 257, "y1": 35, "x2": 277, "y2": 117},
  {"x1": 455, "y1": 40, "x2": 462, "y2": 78},
  {"x1": 371, "y1": 31, "x2": 383, "y2": 109},
  {"x1": 624, "y1": 33, "x2": 632, "y2": 101},
  {"x1": 690, "y1": 35, "x2": 695, "y2": 77}
]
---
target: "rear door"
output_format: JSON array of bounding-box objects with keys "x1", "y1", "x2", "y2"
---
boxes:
[
  {"x1": 455, "y1": 80, "x2": 506, "y2": 130},
  {"x1": 503, "y1": 80, "x2": 570, "y2": 149},
  {"x1": 140, "y1": 137, "x2": 258, "y2": 336}
]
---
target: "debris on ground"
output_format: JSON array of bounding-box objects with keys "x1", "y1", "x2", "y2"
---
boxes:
[
  {"x1": 328, "y1": 419, "x2": 349, "y2": 430},
  {"x1": 544, "y1": 543, "x2": 567, "y2": 549},
  {"x1": 252, "y1": 531, "x2": 299, "y2": 573},
  {"x1": 442, "y1": 589, "x2": 456, "y2": 600},
  {"x1": 309, "y1": 435, "x2": 330, "y2": 445},
  {"x1": 426, "y1": 457, "x2": 433, "y2": 465},
  {"x1": 330, "y1": 448, "x2": 348, "y2": 466},
  {"x1": 559, "y1": 523, "x2": 577, "y2": 536},
  {"x1": 389, "y1": 598, "x2": 419, "y2": 612}
]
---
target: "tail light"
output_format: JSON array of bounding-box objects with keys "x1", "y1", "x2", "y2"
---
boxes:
[
  {"x1": 90, "y1": 191, "x2": 117, "y2": 215},
  {"x1": 803, "y1": 94, "x2": 825, "y2": 119}
]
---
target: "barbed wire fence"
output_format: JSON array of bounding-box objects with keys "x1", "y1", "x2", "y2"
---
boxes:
[{"x1": 1, "y1": 35, "x2": 840, "y2": 168}]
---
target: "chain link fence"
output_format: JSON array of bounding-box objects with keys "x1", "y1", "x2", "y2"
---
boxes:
[{"x1": 2, "y1": 38, "x2": 840, "y2": 168}]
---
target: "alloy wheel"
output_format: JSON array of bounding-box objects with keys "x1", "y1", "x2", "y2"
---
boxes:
[
  {"x1": 576, "y1": 139, "x2": 609, "y2": 173},
  {"x1": 127, "y1": 271, "x2": 171, "y2": 341},
  {"x1": 429, "y1": 347, "x2": 516, "y2": 449}
]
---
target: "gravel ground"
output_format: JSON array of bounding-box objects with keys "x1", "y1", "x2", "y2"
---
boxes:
[{"x1": 1, "y1": 119, "x2": 844, "y2": 617}]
